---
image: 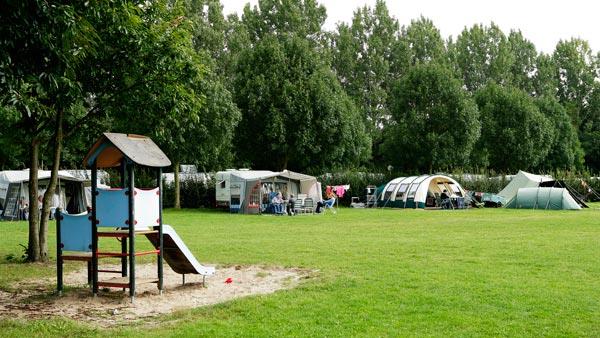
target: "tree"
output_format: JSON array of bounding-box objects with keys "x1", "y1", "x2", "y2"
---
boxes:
[
  {"x1": 233, "y1": 35, "x2": 370, "y2": 172},
  {"x1": 241, "y1": 0, "x2": 327, "y2": 46},
  {"x1": 532, "y1": 53, "x2": 558, "y2": 98},
  {"x1": 0, "y1": 0, "x2": 99, "y2": 261},
  {"x1": 507, "y1": 30, "x2": 538, "y2": 94},
  {"x1": 396, "y1": 16, "x2": 446, "y2": 69},
  {"x1": 535, "y1": 96, "x2": 584, "y2": 170},
  {"x1": 579, "y1": 84, "x2": 600, "y2": 170},
  {"x1": 383, "y1": 64, "x2": 480, "y2": 172},
  {"x1": 331, "y1": 0, "x2": 398, "y2": 157},
  {"x1": 453, "y1": 23, "x2": 513, "y2": 92},
  {"x1": 474, "y1": 83, "x2": 554, "y2": 171},
  {"x1": 553, "y1": 39, "x2": 596, "y2": 127}
]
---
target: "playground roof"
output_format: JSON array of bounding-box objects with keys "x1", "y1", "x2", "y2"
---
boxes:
[{"x1": 83, "y1": 133, "x2": 171, "y2": 168}]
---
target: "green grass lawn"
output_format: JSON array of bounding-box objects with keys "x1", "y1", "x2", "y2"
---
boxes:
[{"x1": 1, "y1": 206, "x2": 600, "y2": 337}]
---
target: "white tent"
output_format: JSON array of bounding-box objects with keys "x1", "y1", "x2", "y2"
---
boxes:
[
  {"x1": 378, "y1": 174, "x2": 467, "y2": 209},
  {"x1": 0, "y1": 170, "x2": 88, "y2": 220},
  {"x1": 497, "y1": 171, "x2": 552, "y2": 203}
]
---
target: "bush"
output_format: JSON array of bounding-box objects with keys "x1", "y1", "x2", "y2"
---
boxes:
[{"x1": 163, "y1": 176, "x2": 216, "y2": 208}]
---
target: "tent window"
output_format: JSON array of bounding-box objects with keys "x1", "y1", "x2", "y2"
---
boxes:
[
  {"x1": 407, "y1": 184, "x2": 419, "y2": 198},
  {"x1": 449, "y1": 183, "x2": 462, "y2": 197},
  {"x1": 384, "y1": 183, "x2": 397, "y2": 199},
  {"x1": 395, "y1": 184, "x2": 408, "y2": 198},
  {"x1": 219, "y1": 180, "x2": 226, "y2": 189}
]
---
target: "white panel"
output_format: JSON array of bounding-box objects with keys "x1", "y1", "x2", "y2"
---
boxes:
[{"x1": 134, "y1": 187, "x2": 160, "y2": 229}]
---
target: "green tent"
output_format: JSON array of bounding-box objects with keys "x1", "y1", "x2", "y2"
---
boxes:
[{"x1": 504, "y1": 187, "x2": 581, "y2": 210}]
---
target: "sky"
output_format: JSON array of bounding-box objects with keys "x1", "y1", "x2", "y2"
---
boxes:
[{"x1": 220, "y1": 0, "x2": 599, "y2": 54}]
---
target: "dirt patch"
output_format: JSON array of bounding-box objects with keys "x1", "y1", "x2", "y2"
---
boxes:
[{"x1": 0, "y1": 264, "x2": 311, "y2": 327}]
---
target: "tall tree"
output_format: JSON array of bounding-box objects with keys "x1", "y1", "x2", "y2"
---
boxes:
[
  {"x1": 383, "y1": 64, "x2": 480, "y2": 172},
  {"x1": 453, "y1": 23, "x2": 513, "y2": 92},
  {"x1": 552, "y1": 39, "x2": 596, "y2": 127},
  {"x1": 535, "y1": 96, "x2": 584, "y2": 170},
  {"x1": 474, "y1": 83, "x2": 554, "y2": 171},
  {"x1": 0, "y1": 0, "x2": 98, "y2": 261},
  {"x1": 507, "y1": 30, "x2": 538, "y2": 94},
  {"x1": 331, "y1": 0, "x2": 398, "y2": 157},
  {"x1": 234, "y1": 34, "x2": 370, "y2": 172},
  {"x1": 397, "y1": 16, "x2": 446, "y2": 69}
]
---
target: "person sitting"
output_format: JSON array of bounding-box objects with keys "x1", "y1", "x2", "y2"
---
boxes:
[
  {"x1": 271, "y1": 192, "x2": 285, "y2": 214},
  {"x1": 316, "y1": 190, "x2": 336, "y2": 213},
  {"x1": 286, "y1": 194, "x2": 296, "y2": 216},
  {"x1": 440, "y1": 189, "x2": 452, "y2": 209}
]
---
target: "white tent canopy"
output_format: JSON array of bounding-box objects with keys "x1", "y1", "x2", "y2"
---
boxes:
[
  {"x1": 0, "y1": 169, "x2": 88, "y2": 220},
  {"x1": 497, "y1": 170, "x2": 552, "y2": 203}
]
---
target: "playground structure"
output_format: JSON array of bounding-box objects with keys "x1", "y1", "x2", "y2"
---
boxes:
[{"x1": 56, "y1": 133, "x2": 215, "y2": 300}]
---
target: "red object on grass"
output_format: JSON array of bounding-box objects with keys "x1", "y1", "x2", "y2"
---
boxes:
[{"x1": 225, "y1": 277, "x2": 233, "y2": 284}]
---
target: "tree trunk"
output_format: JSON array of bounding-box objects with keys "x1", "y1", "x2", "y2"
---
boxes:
[
  {"x1": 174, "y1": 160, "x2": 180, "y2": 209},
  {"x1": 27, "y1": 138, "x2": 41, "y2": 262},
  {"x1": 39, "y1": 110, "x2": 63, "y2": 262}
]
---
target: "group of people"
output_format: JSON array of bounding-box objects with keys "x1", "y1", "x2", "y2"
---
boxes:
[{"x1": 269, "y1": 188, "x2": 337, "y2": 215}]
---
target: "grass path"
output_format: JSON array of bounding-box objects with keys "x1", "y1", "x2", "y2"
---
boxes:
[{"x1": 1, "y1": 206, "x2": 600, "y2": 337}]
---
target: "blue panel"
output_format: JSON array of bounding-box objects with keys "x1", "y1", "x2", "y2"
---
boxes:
[
  {"x1": 96, "y1": 188, "x2": 130, "y2": 227},
  {"x1": 60, "y1": 212, "x2": 92, "y2": 252}
]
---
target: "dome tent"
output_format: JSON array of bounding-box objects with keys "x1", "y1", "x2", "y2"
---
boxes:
[
  {"x1": 504, "y1": 187, "x2": 582, "y2": 210},
  {"x1": 378, "y1": 174, "x2": 466, "y2": 209}
]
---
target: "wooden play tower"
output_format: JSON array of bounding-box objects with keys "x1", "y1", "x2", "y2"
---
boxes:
[{"x1": 57, "y1": 133, "x2": 171, "y2": 300}]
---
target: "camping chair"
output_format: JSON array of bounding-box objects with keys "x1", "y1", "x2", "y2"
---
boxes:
[
  {"x1": 303, "y1": 198, "x2": 314, "y2": 214},
  {"x1": 322, "y1": 198, "x2": 337, "y2": 214},
  {"x1": 435, "y1": 194, "x2": 453, "y2": 209},
  {"x1": 293, "y1": 198, "x2": 304, "y2": 215}
]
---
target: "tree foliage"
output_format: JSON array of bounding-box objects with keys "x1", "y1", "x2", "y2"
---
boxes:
[
  {"x1": 383, "y1": 64, "x2": 480, "y2": 172},
  {"x1": 474, "y1": 83, "x2": 554, "y2": 171},
  {"x1": 233, "y1": 34, "x2": 370, "y2": 172}
]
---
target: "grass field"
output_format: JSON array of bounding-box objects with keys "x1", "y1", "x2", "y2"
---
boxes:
[{"x1": 1, "y1": 206, "x2": 600, "y2": 337}]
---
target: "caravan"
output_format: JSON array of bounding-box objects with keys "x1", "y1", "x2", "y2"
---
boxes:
[{"x1": 215, "y1": 169, "x2": 322, "y2": 214}]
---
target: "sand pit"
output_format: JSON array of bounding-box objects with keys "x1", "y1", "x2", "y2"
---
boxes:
[{"x1": 0, "y1": 264, "x2": 311, "y2": 327}]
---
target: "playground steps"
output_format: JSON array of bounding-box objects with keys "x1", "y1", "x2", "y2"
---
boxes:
[{"x1": 97, "y1": 277, "x2": 158, "y2": 289}]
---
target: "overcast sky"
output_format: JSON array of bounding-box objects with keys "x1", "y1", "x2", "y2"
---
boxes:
[{"x1": 221, "y1": 0, "x2": 599, "y2": 54}]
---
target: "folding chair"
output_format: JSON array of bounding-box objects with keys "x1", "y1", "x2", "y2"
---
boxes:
[{"x1": 322, "y1": 198, "x2": 337, "y2": 214}]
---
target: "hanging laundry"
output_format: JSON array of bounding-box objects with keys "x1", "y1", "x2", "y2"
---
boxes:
[{"x1": 334, "y1": 185, "x2": 350, "y2": 198}]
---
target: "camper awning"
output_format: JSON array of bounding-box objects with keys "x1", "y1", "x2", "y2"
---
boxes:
[
  {"x1": 83, "y1": 133, "x2": 171, "y2": 168},
  {"x1": 258, "y1": 170, "x2": 315, "y2": 182}
]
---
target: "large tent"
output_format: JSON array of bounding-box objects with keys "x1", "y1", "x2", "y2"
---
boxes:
[
  {"x1": 505, "y1": 187, "x2": 582, "y2": 210},
  {"x1": 215, "y1": 169, "x2": 321, "y2": 214},
  {"x1": 0, "y1": 170, "x2": 88, "y2": 220},
  {"x1": 497, "y1": 171, "x2": 552, "y2": 203},
  {"x1": 498, "y1": 171, "x2": 588, "y2": 209},
  {"x1": 377, "y1": 174, "x2": 467, "y2": 209}
]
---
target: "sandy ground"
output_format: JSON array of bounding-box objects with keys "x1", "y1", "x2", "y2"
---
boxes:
[{"x1": 0, "y1": 263, "x2": 311, "y2": 327}]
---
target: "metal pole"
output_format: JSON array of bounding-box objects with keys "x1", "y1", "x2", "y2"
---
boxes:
[
  {"x1": 56, "y1": 207, "x2": 63, "y2": 295},
  {"x1": 157, "y1": 167, "x2": 164, "y2": 294},
  {"x1": 128, "y1": 161, "x2": 135, "y2": 300},
  {"x1": 91, "y1": 160, "x2": 98, "y2": 296}
]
